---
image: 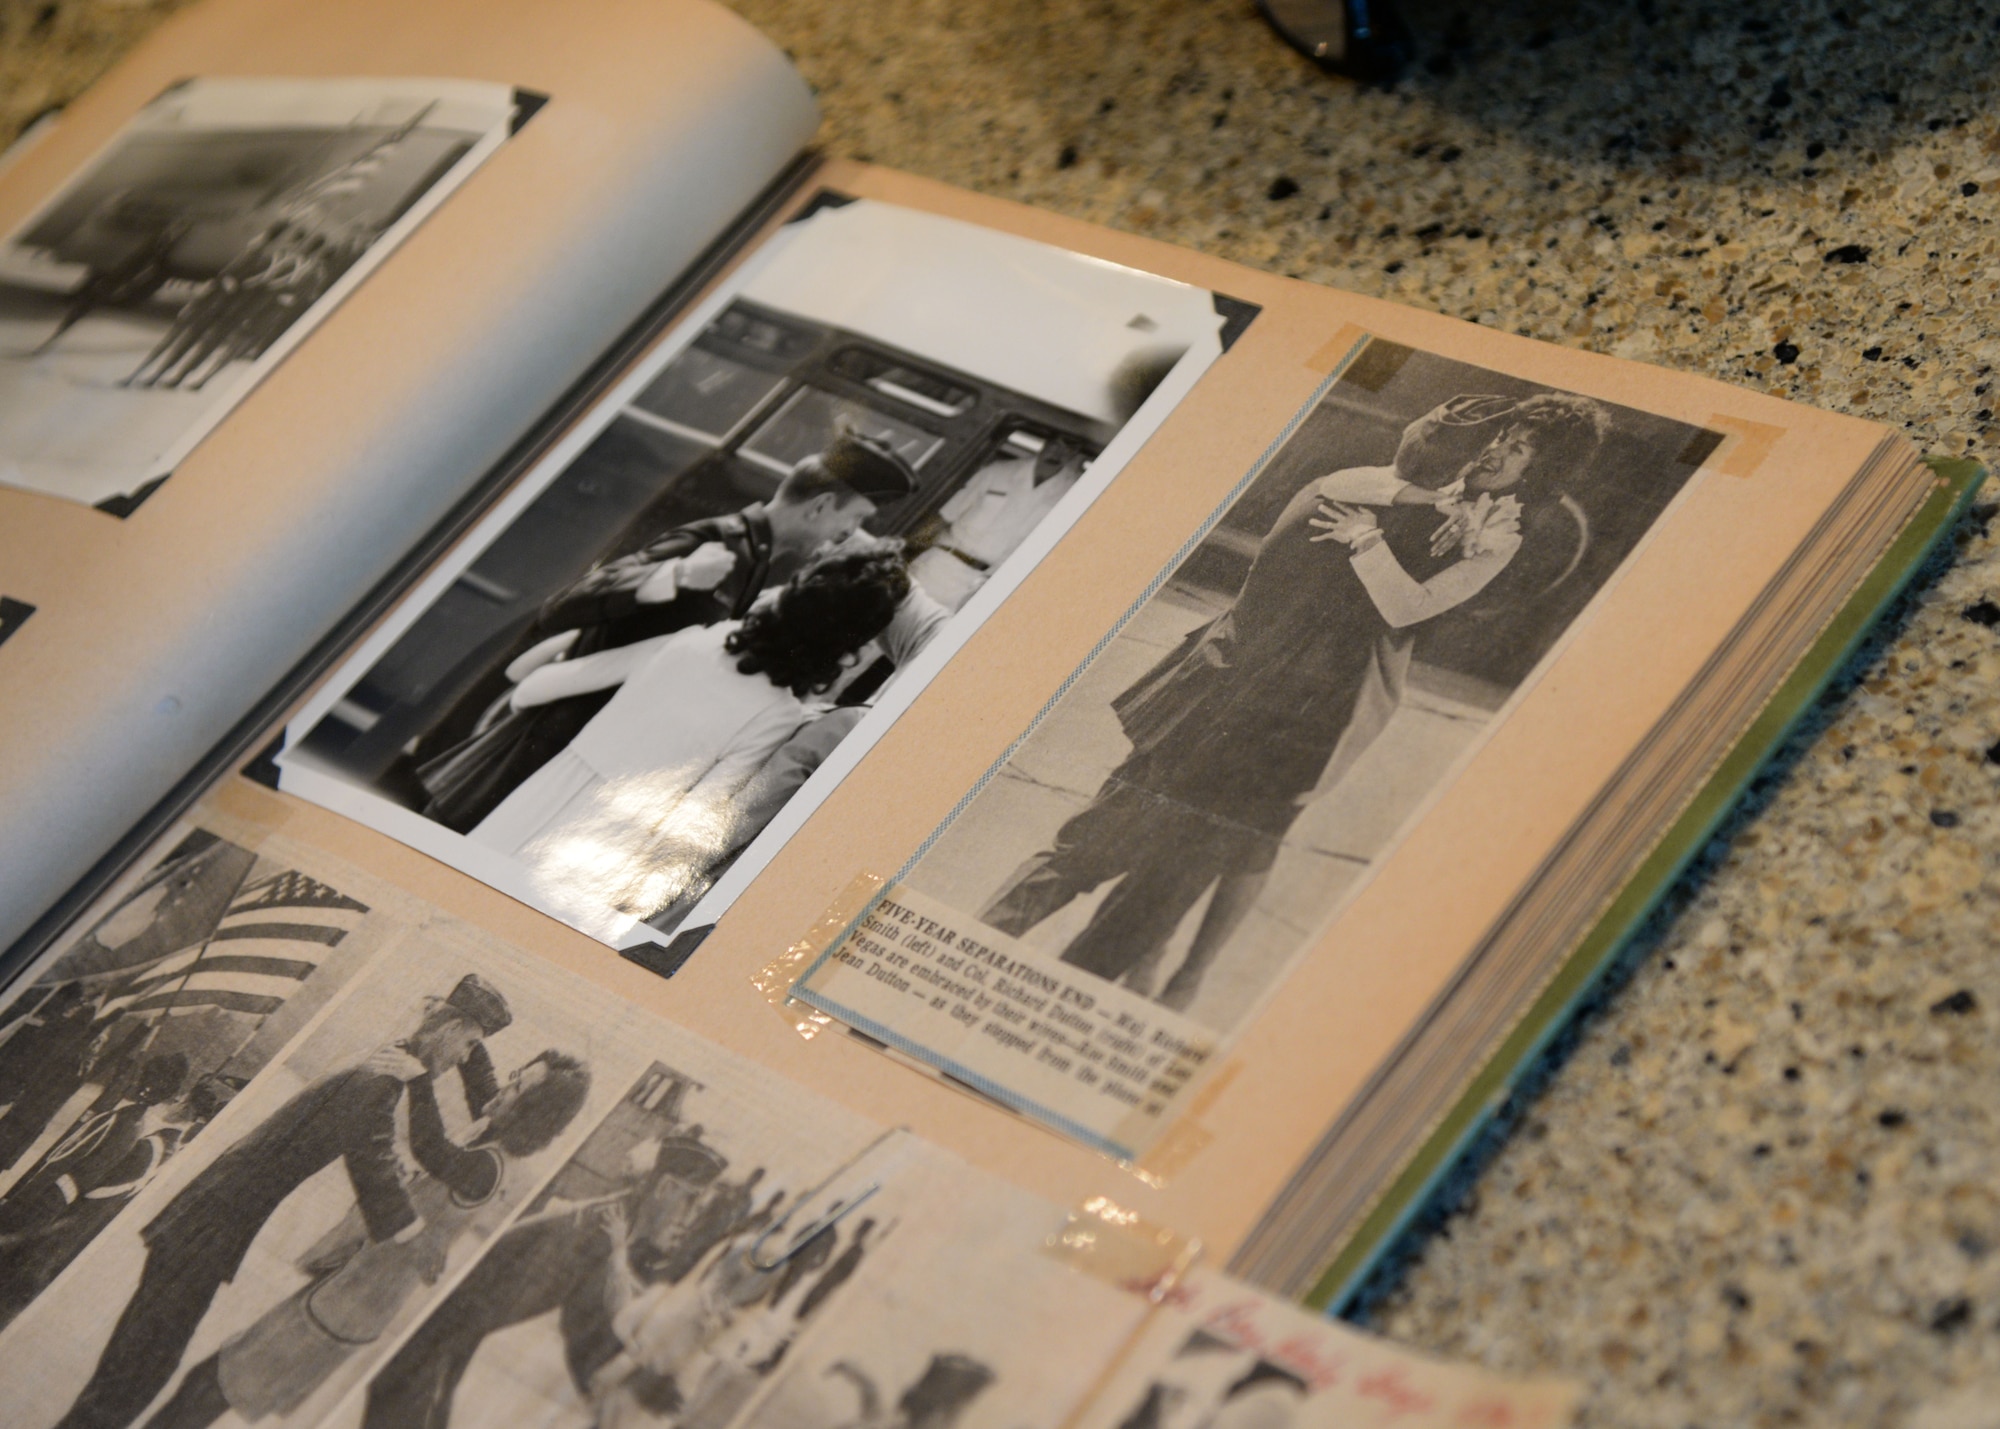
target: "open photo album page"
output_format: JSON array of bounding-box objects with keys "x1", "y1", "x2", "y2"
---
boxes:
[
  {"x1": 276, "y1": 197, "x2": 1230, "y2": 953},
  {"x1": 0, "y1": 77, "x2": 523, "y2": 511},
  {"x1": 789, "y1": 338, "x2": 1724, "y2": 1160}
]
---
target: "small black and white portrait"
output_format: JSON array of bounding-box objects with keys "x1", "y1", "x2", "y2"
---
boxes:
[
  {"x1": 1104, "y1": 1333, "x2": 1309, "y2": 1429},
  {"x1": 278, "y1": 197, "x2": 1227, "y2": 950},
  {"x1": 907, "y1": 340, "x2": 1720, "y2": 1037},
  {"x1": 0, "y1": 76, "x2": 519, "y2": 509}
]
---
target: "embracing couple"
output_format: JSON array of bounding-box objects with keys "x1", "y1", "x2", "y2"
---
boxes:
[
  {"x1": 416, "y1": 432, "x2": 923, "y2": 925},
  {"x1": 51, "y1": 975, "x2": 590, "y2": 1429},
  {"x1": 982, "y1": 389, "x2": 1613, "y2": 1013}
]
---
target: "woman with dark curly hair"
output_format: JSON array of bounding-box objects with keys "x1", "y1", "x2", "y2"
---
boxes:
[
  {"x1": 467, "y1": 547, "x2": 909, "y2": 925},
  {"x1": 981, "y1": 389, "x2": 1610, "y2": 1013},
  {"x1": 139, "y1": 1051, "x2": 593, "y2": 1429}
]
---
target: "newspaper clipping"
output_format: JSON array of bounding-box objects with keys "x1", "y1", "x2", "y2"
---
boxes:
[
  {"x1": 1073, "y1": 1268, "x2": 1579, "y2": 1429},
  {"x1": 792, "y1": 339, "x2": 1720, "y2": 1158},
  {"x1": 735, "y1": 1168, "x2": 1153, "y2": 1429},
  {"x1": 0, "y1": 915, "x2": 621, "y2": 1429},
  {"x1": 359, "y1": 1105, "x2": 930, "y2": 1429},
  {"x1": 0, "y1": 826, "x2": 384, "y2": 1338}
]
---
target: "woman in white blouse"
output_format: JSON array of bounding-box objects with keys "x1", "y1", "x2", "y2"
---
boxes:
[{"x1": 468, "y1": 547, "x2": 909, "y2": 923}]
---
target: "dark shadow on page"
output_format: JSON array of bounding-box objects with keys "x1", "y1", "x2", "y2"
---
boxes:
[
  {"x1": 509, "y1": 89, "x2": 550, "y2": 136},
  {"x1": 787, "y1": 188, "x2": 856, "y2": 224},
  {"x1": 239, "y1": 732, "x2": 286, "y2": 791},
  {"x1": 94, "y1": 473, "x2": 169, "y2": 519},
  {"x1": 621, "y1": 924, "x2": 713, "y2": 980},
  {"x1": 1340, "y1": 501, "x2": 1982, "y2": 1327},
  {"x1": 941, "y1": 1071, "x2": 1020, "y2": 1113},
  {"x1": 0, "y1": 597, "x2": 34, "y2": 648},
  {"x1": 1213, "y1": 294, "x2": 1260, "y2": 353}
]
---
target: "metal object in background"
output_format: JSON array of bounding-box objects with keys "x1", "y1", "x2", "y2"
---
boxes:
[{"x1": 1257, "y1": 0, "x2": 1411, "y2": 82}]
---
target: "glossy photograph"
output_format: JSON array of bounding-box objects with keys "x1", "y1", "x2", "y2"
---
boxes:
[
  {"x1": 0, "y1": 76, "x2": 520, "y2": 510},
  {"x1": 277, "y1": 198, "x2": 1229, "y2": 951}
]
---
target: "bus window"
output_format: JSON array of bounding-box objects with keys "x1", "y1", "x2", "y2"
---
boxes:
[
  {"x1": 739, "y1": 385, "x2": 942, "y2": 476},
  {"x1": 629, "y1": 346, "x2": 785, "y2": 443},
  {"x1": 908, "y1": 426, "x2": 1091, "y2": 611},
  {"x1": 708, "y1": 303, "x2": 819, "y2": 362},
  {"x1": 827, "y1": 347, "x2": 977, "y2": 419}
]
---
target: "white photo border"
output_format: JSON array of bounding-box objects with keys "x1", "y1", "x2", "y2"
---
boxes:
[{"x1": 278, "y1": 197, "x2": 1231, "y2": 950}]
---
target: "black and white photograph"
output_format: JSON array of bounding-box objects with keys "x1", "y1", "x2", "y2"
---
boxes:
[
  {"x1": 0, "y1": 929, "x2": 610, "y2": 1429},
  {"x1": 1093, "y1": 1325, "x2": 1326, "y2": 1429},
  {"x1": 359, "y1": 1079, "x2": 926, "y2": 1429},
  {"x1": 276, "y1": 197, "x2": 1227, "y2": 949},
  {"x1": 899, "y1": 341, "x2": 1717, "y2": 1036},
  {"x1": 0, "y1": 76, "x2": 519, "y2": 509},
  {"x1": 735, "y1": 1169, "x2": 1150, "y2": 1429},
  {"x1": 789, "y1": 340, "x2": 1720, "y2": 1156},
  {"x1": 0, "y1": 827, "x2": 381, "y2": 1339},
  {"x1": 1070, "y1": 1268, "x2": 1576, "y2": 1429}
]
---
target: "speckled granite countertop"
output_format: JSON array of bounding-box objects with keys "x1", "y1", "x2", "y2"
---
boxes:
[{"x1": 12, "y1": 0, "x2": 2000, "y2": 1422}]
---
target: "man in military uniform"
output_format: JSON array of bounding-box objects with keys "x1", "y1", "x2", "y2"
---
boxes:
[
  {"x1": 360, "y1": 1127, "x2": 731, "y2": 1429},
  {"x1": 52, "y1": 975, "x2": 512, "y2": 1429},
  {"x1": 411, "y1": 430, "x2": 918, "y2": 832},
  {"x1": 0, "y1": 1052, "x2": 189, "y2": 1328},
  {"x1": 0, "y1": 982, "x2": 101, "y2": 1176},
  {"x1": 979, "y1": 392, "x2": 1607, "y2": 1012}
]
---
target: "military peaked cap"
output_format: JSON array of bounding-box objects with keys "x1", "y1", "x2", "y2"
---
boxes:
[
  {"x1": 820, "y1": 430, "x2": 918, "y2": 501},
  {"x1": 445, "y1": 973, "x2": 511, "y2": 1036}
]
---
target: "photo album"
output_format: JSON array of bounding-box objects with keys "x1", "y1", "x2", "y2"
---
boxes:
[{"x1": 0, "y1": 0, "x2": 1978, "y2": 1422}]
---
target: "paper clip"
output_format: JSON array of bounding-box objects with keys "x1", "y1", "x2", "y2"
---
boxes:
[{"x1": 746, "y1": 1127, "x2": 900, "y2": 1270}]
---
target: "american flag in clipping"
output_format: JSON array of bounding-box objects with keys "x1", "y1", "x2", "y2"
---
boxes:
[{"x1": 95, "y1": 866, "x2": 368, "y2": 1022}]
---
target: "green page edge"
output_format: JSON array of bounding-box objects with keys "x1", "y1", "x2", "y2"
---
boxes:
[{"x1": 1308, "y1": 456, "x2": 1988, "y2": 1316}]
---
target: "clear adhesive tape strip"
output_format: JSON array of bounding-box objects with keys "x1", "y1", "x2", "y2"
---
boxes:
[
  {"x1": 1702, "y1": 413, "x2": 1787, "y2": 477},
  {"x1": 1045, "y1": 1193, "x2": 1203, "y2": 1303},
  {"x1": 751, "y1": 870, "x2": 889, "y2": 1040}
]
